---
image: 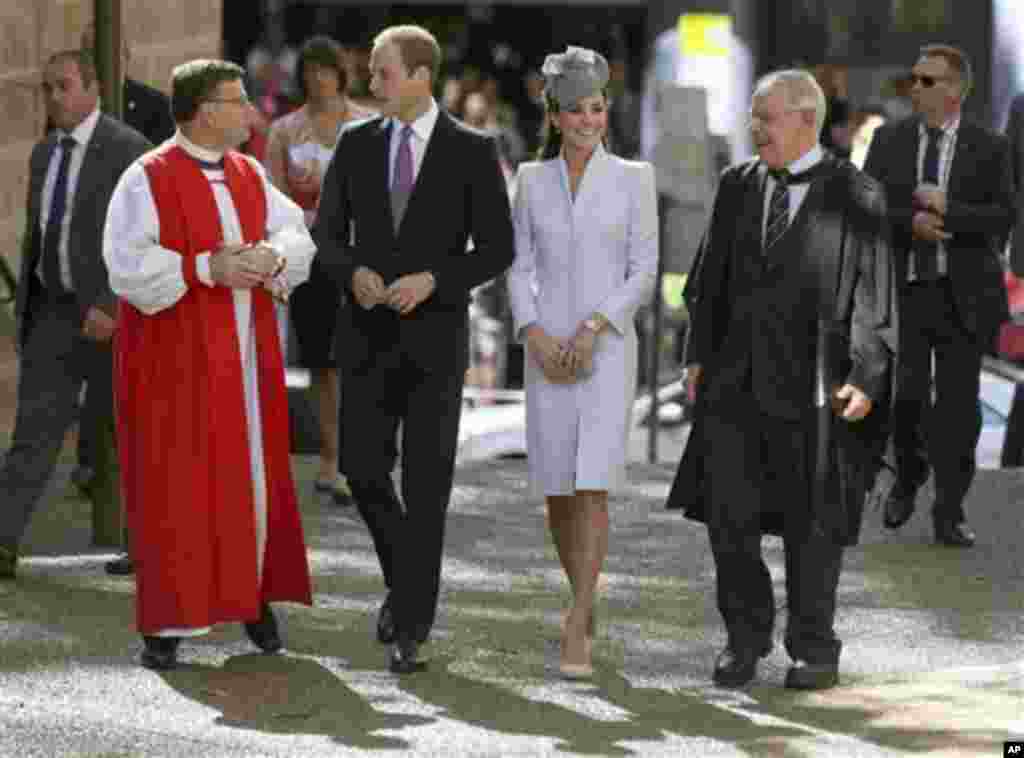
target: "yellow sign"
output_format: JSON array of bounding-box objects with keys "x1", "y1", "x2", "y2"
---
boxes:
[{"x1": 679, "y1": 13, "x2": 731, "y2": 57}]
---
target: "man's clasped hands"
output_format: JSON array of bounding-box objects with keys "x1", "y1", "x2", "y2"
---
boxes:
[
  {"x1": 211, "y1": 241, "x2": 288, "y2": 300},
  {"x1": 350, "y1": 265, "x2": 437, "y2": 317},
  {"x1": 911, "y1": 183, "x2": 951, "y2": 243}
]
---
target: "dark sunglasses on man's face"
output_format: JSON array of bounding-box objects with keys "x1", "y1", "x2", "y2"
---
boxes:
[{"x1": 910, "y1": 74, "x2": 945, "y2": 88}]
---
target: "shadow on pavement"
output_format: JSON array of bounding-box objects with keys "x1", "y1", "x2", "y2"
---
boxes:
[{"x1": 160, "y1": 653, "x2": 433, "y2": 751}]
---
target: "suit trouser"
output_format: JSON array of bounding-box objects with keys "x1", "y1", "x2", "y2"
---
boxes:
[
  {"x1": 1000, "y1": 384, "x2": 1024, "y2": 467},
  {"x1": 74, "y1": 378, "x2": 103, "y2": 470},
  {"x1": 0, "y1": 295, "x2": 111, "y2": 552},
  {"x1": 340, "y1": 348, "x2": 465, "y2": 645},
  {"x1": 703, "y1": 403, "x2": 844, "y2": 665},
  {"x1": 893, "y1": 278, "x2": 982, "y2": 525}
]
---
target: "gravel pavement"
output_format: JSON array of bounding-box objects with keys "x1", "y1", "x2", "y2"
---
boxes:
[{"x1": 0, "y1": 451, "x2": 1021, "y2": 757}]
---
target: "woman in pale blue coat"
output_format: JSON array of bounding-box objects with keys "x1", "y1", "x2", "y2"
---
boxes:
[{"x1": 507, "y1": 46, "x2": 658, "y2": 679}]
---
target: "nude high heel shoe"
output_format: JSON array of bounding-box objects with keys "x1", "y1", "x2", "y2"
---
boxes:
[{"x1": 558, "y1": 611, "x2": 594, "y2": 680}]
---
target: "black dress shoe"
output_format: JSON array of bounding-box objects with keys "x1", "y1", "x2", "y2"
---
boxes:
[
  {"x1": 389, "y1": 640, "x2": 427, "y2": 674},
  {"x1": 712, "y1": 645, "x2": 769, "y2": 688},
  {"x1": 377, "y1": 599, "x2": 396, "y2": 644},
  {"x1": 141, "y1": 636, "x2": 180, "y2": 670},
  {"x1": 104, "y1": 553, "x2": 135, "y2": 576},
  {"x1": 785, "y1": 661, "x2": 839, "y2": 690},
  {"x1": 0, "y1": 546, "x2": 17, "y2": 580},
  {"x1": 934, "y1": 521, "x2": 976, "y2": 547},
  {"x1": 244, "y1": 604, "x2": 282, "y2": 653},
  {"x1": 883, "y1": 490, "x2": 917, "y2": 529}
]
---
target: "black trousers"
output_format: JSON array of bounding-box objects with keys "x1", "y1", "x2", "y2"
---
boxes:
[
  {"x1": 703, "y1": 401, "x2": 843, "y2": 665},
  {"x1": 1001, "y1": 383, "x2": 1024, "y2": 467},
  {"x1": 74, "y1": 377, "x2": 103, "y2": 469},
  {"x1": 0, "y1": 294, "x2": 111, "y2": 552},
  {"x1": 340, "y1": 347, "x2": 465, "y2": 645},
  {"x1": 893, "y1": 279, "x2": 983, "y2": 525}
]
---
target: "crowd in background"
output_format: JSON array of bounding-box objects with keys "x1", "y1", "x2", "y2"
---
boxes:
[{"x1": 233, "y1": 34, "x2": 940, "y2": 397}]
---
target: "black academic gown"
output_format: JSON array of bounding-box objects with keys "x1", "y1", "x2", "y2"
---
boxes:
[{"x1": 666, "y1": 154, "x2": 898, "y2": 546}]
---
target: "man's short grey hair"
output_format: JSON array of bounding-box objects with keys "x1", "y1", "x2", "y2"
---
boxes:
[{"x1": 753, "y1": 69, "x2": 827, "y2": 135}]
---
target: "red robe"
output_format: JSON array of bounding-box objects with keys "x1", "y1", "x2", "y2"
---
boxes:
[{"x1": 116, "y1": 144, "x2": 312, "y2": 634}]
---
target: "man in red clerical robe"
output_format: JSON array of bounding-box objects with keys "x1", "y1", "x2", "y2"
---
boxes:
[{"x1": 103, "y1": 59, "x2": 315, "y2": 669}]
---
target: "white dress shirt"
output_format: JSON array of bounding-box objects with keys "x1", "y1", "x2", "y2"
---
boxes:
[
  {"x1": 386, "y1": 98, "x2": 440, "y2": 189},
  {"x1": 909, "y1": 116, "x2": 960, "y2": 279},
  {"x1": 38, "y1": 106, "x2": 102, "y2": 290},
  {"x1": 761, "y1": 143, "x2": 824, "y2": 244}
]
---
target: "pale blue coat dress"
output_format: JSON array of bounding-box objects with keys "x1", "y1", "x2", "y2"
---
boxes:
[{"x1": 508, "y1": 145, "x2": 658, "y2": 496}]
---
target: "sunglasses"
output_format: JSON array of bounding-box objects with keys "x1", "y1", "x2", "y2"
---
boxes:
[{"x1": 909, "y1": 74, "x2": 947, "y2": 88}]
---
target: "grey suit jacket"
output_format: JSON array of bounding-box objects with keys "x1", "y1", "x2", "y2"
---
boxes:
[
  {"x1": 17, "y1": 113, "x2": 151, "y2": 349},
  {"x1": 1006, "y1": 93, "x2": 1024, "y2": 275}
]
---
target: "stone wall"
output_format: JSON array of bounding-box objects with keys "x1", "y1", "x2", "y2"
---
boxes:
[{"x1": 0, "y1": 1, "x2": 222, "y2": 286}]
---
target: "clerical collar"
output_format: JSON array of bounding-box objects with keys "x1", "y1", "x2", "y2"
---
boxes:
[
  {"x1": 767, "y1": 144, "x2": 825, "y2": 185},
  {"x1": 175, "y1": 131, "x2": 225, "y2": 169}
]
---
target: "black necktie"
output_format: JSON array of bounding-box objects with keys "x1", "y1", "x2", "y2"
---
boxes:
[
  {"x1": 914, "y1": 127, "x2": 943, "y2": 280},
  {"x1": 41, "y1": 136, "x2": 77, "y2": 294},
  {"x1": 764, "y1": 171, "x2": 790, "y2": 252},
  {"x1": 922, "y1": 126, "x2": 942, "y2": 184}
]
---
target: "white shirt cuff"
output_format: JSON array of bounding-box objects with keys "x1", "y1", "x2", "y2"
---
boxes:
[{"x1": 196, "y1": 253, "x2": 214, "y2": 287}]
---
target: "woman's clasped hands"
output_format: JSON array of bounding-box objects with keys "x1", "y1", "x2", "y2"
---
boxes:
[{"x1": 526, "y1": 321, "x2": 598, "y2": 384}]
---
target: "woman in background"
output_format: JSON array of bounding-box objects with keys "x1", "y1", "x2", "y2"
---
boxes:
[{"x1": 266, "y1": 35, "x2": 372, "y2": 506}]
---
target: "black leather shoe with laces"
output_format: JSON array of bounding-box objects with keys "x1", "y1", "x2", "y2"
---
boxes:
[
  {"x1": 389, "y1": 640, "x2": 427, "y2": 674},
  {"x1": 785, "y1": 660, "x2": 839, "y2": 690},
  {"x1": 140, "y1": 636, "x2": 180, "y2": 670},
  {"x1": 244, "y1": 604, "x2": 282, "y2": 653},
  {"x1": 934, "y1": 520, "x2": 976, "y2": 547},
  {"x1": 712, "y1": 645, "x2": 770, "y2": 688}
]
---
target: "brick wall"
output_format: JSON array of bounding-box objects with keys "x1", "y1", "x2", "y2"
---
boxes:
[{"x1": 0, "y1": 1, "x2": 222, "y2": 284}]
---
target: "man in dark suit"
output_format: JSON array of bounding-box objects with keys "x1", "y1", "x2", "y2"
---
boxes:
[
  {"x1": 863, "y1": 45, "x2": 1014, "y2": 547},
  {"x1": 314, "y1": 24, "x2": 514, "y2": 674},
  {"x1": 666, "y1": 69, "x2": 896, "y2": 690},
  {"x1": 120, "y1": 76, "x2": 175, "y2": 146},
  {"x1": 0, "y1": 49, "x2": 150, "y2": 580},
  {"x1": 998, "y1": 92, "x2": 1024, "y2": 468},
  {"x1": 1005, "y1": 92, "x2": 1024, "y2": 276}
]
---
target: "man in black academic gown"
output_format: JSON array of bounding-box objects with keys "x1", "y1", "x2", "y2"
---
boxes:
[{"x1": 666, "y1": 69, "x2": 897, "y2": 690}]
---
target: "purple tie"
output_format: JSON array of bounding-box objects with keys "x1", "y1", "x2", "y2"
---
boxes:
[{"x1": 391, "y1": 124, "x2": 414, "y2": 231}]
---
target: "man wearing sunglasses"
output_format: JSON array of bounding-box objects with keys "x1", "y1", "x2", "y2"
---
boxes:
[{"x1": 863, "y1": 45, "x2": 1014, "y2": 547}]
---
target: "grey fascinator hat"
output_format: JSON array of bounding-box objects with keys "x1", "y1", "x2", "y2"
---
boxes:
[{"x1": 541, "y1": 46, "x2": 610, "y2": 108}]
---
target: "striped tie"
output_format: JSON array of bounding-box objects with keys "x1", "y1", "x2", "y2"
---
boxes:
[{"x1": 764, "y1": 170, "x2": 790, "y2": 252}]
